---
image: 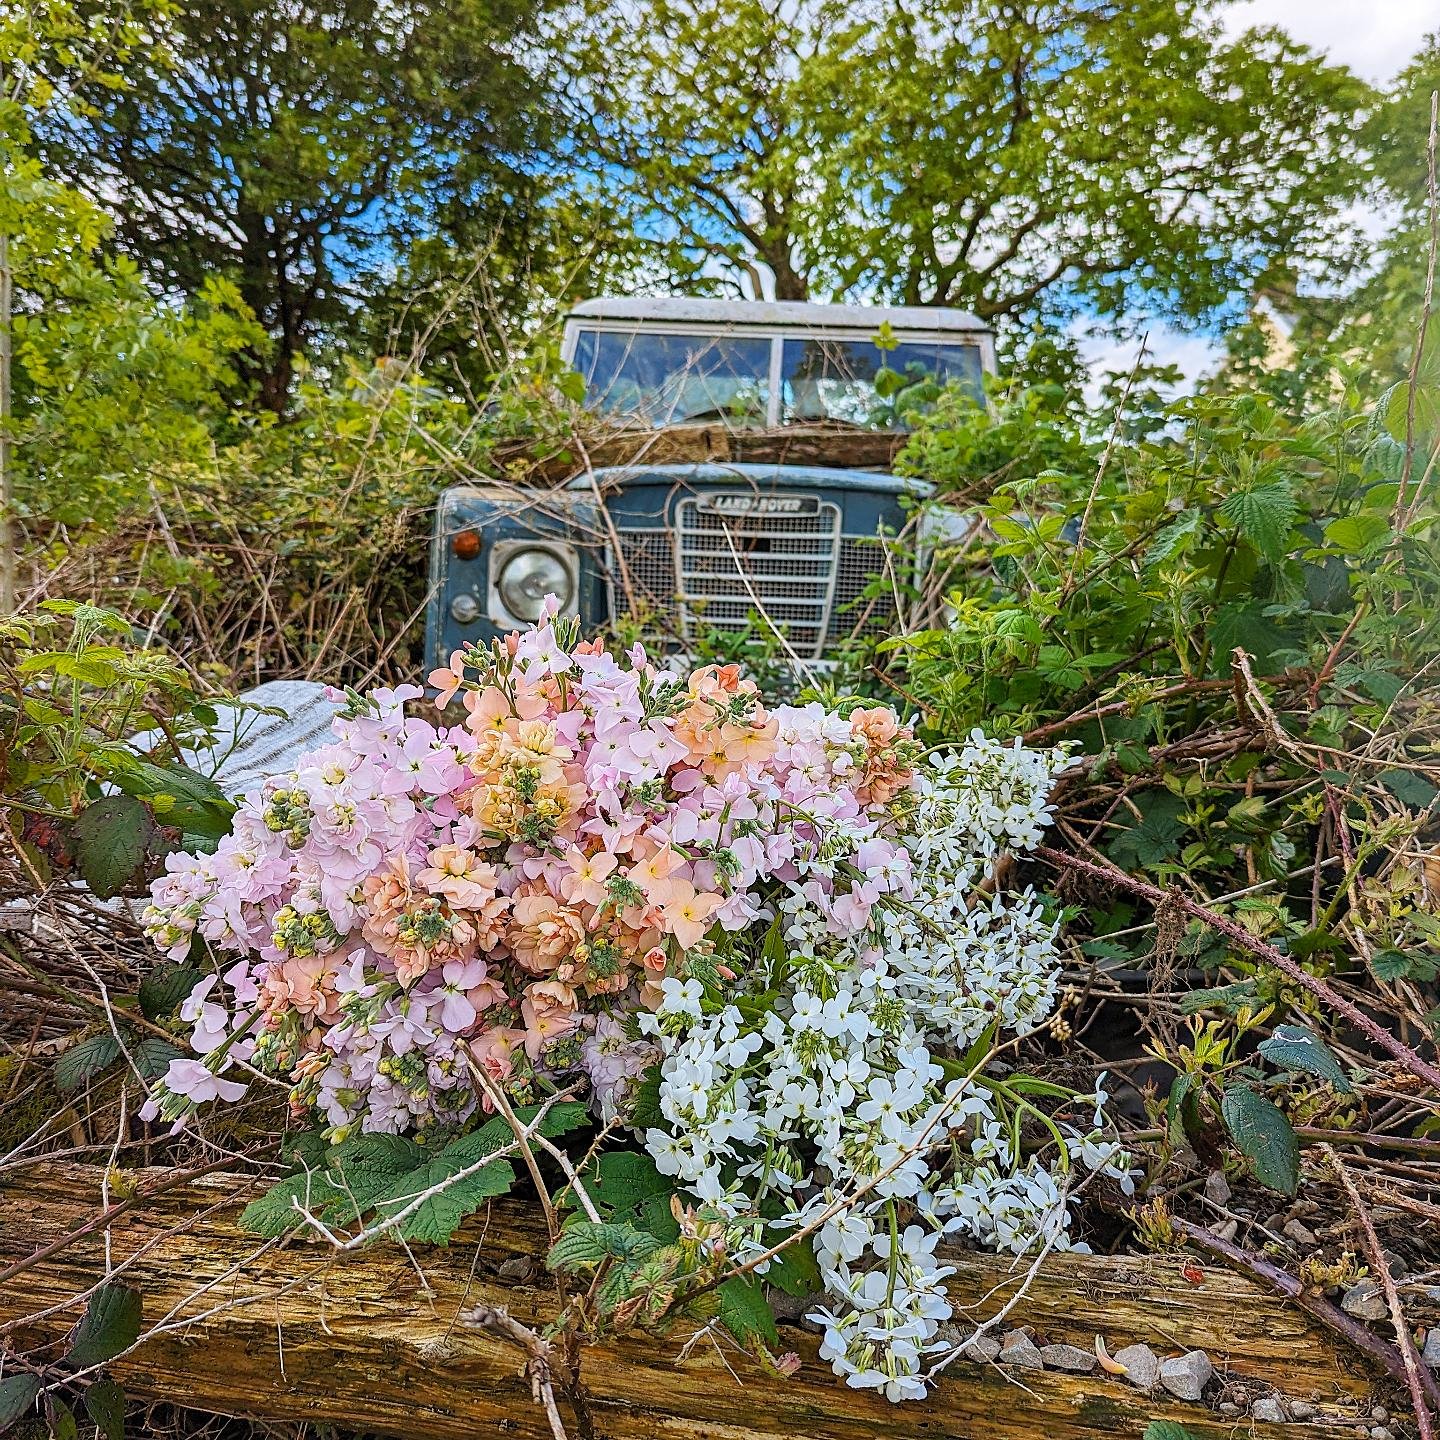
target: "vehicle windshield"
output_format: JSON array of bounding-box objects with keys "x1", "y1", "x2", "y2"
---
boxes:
[
  {"x1": 571, "y1": 325, "x2": 986, "y2": 429},
  {"x1": 572, "y1": 329, "x2": 771, "y2": 426},
  {"x1": 781, "y1": 337, "x2": 983, "y2": 424}
]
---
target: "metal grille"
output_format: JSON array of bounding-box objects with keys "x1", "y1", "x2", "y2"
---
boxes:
[
  {"x1": 674, "y1": 495, "x2": 842, "y2": 659},
  {"x1": 828, "y1": 535, "x2": 899, "y2": 643},
  {"x1": 605, "y1": 504, "x2": 901, "y2": 657},
  {"x1": 608, "y1": 528, "x2": 678, "y2": 634}
]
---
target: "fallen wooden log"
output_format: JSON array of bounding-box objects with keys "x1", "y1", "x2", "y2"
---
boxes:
[{"x1": 0, "y1": 1163, "x2": 1386, "y2": 1439}]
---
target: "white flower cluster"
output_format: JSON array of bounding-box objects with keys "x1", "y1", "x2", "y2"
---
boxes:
[{"x1": 640, "y1": 739, "x2": 1134, "y2": 1402}]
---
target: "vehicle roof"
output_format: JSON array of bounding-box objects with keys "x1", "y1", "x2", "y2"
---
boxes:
[
  {"x1": 565, "y1": 296, "x2": 991, "y2": 335},
  {"x1": 568, "y1": 462, "x2": 932, "y2": 496}
]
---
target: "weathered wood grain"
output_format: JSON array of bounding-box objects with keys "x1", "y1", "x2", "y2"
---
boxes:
[{"x1": 0, "y1": 1163, "x2": 1384, "y2": 1440}]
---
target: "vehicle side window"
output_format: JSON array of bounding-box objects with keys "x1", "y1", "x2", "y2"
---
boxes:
[
  {"x1": 781, "y1": 338, "x2": 984, "y2": 425},
  {"x1": 572, "y1": 328, "x2": 771, "y2": 425}
]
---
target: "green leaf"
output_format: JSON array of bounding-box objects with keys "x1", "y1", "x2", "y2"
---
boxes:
[
  {"x1": 1378, "y1": 769, "x2": 1439, "y2": 810},
  {"x1": 371, "y1": 1157, "x2": 517, "y2": 1245},
  {"x1": 1143, "y1": 1423, "x2": 1202, "y2": 1440},
  {"x1": 1221, "y1": 1085, "x2": 1299, "y2": 1195},
  {"x1": 237, "y1": 1172, "x2": 344, "y2": 1238},
  {"x1": 84, "y1": 1378, "x2": 126, "y2": 1440},
  {"x1": 1323, "y1": 513, "x2": 1390, "y2": 555},
  {"x1": 1371, "y1": 949, "x2": 1440, "y2": 983},
  {"x1": 765, "y1": 1238, "x2": 822, "y2": 1298},
  {"x1": 1108, "y1": 791, "x2": 1186, "y2": 869},
  {"x1": 1257, "y1": 1025, "x2": 1352, "y2": 1092},
  {"x1": 1218, "y1": 483, "x2": 1298, "y2": 565},
  {"x1": 107, "y1": 761, "x2": 235, "y2": 839},
  {"x1": 68, "y1": 1283, "x2": 142, "y2": 1367},
  {"x1": 55, "y1": 1032, "x2": 123, "y2": 1091},
  {"x1": 139, "y1": 964, "x2": 201, "y2": 1021},
  {"x1": 547, "y1": 1221, "x2": 661, "y2": 1273},
  {"x1": 1178, "y1": 981, "x2": 1259, "y2": 1016},
  {"x1": 718, "y1": 1276, "x2": 780, "y2": 1350},
  {"x1": 0, "y1": 1375, "x2": 40, "y2": 1434},
  {"x1": 71, "y1": 795, "x2": 154, "y2": 898},
  {"x1": 575, "y1": 1151, "x2": 673, "y2": 1220},
  {"x1": 51, "y1": 1401, "x2": 79, "y2": 1440},
  {"x1": 134, "y1": 1037, "x2": 183, "y2": 1080}
]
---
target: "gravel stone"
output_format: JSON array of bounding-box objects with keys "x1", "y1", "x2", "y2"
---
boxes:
[
  {"x1": 1253, "y1": 1396, "x2": 1289, "y2": 1423},
  {"x1": 1283, "y1": 1218, "x2": 1319, "y2": 1247},
  {"x1": 1219, "y1": 1402, "x2": 1242, "y2": 1417},
  {"x1": 999, "y1": 1330, "x2": 1045, "y2": 1370},
  {"x1": 1382, "y1": 1250, "x2": 1407, "y2": 1280},
  {"x1": 961, "y1": 1335, "x2": 1001, "y2": 1364},
  {"x1": 1159, "y1": 1350, "x2": 1214, "y2": 1402},
  {"x1": 1370, "y1": 1428, "x2": 1394, "y2": 1440},
  {"x1": 1422, "y1": 1329, "x2": 1440, "y2": 1368},
  {"x1": 1371, "y1": 1409, "x2": 1389, "y2": 1424},
  {"x1": 1290, "y1": 1401, "x2": 1318, "y2": 1419},
  {"x1": 1341, "y1": 1280, "x2": 1389, "y2": 1321},
  {"x1": 1204, "y1": 1171, "x2": 1232, "y2": 1206},
  {"x1": 1112, "y1": 1343, "x2": 1161, "y2": 1391},
  {"x1": 1039, "y1": 1344, "x2": 1097, "y2": 1374},
  {"x1": 1208, "y1": 1217, "x2": 1239, "y2": 1242}
]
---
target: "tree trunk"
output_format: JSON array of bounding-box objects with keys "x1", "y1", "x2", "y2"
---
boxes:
[{"x1": 0, "y1": 1163, "x2": 1387, "y2": 1440}]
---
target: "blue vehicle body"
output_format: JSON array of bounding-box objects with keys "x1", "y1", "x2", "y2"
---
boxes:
[{"x1": 425, "y1": 462, "x2": 932, "y2": 668}]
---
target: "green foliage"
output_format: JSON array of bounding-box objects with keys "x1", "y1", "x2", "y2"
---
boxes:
[
  {"x1": 239, "y1": 1103, "x2": 590, "y2": 1244},
  {"x1": 41, "y1": 0, "x2": 565, "y2": 406},
  {"x1": 67, "y1": 1283, "x2": 142, "y2": 1368},
  {"x1": 1220, "y1": 1085, "x2": 1300, "y2": 1195},
  {"x1": 718, "y1": 1276, "x2": 780, "y2": 1349},
  {"x1": 82, "y1": 1378, "x2": 126, "y2": 1440},
  {"x1": 572, "y1": 0, "x2": 1368, "y2": 338},
  {"x1": 0, "y1": 1375, "x2": 40, "y2": 1434},
  {"x1": 1256, "y1": 1026, "x2": 1352, "y2": 1093},
  {"x1": 0, "y1": 603, "x2": 233, "y2": 893}
]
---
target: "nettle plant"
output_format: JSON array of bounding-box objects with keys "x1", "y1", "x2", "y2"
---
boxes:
[{"x1": 139, "y1": 610, "x2": 1130, "y2": 1403}]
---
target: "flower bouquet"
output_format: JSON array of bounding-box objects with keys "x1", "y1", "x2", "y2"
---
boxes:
[{"x1": 142, "y1": 603, "x2": 1129, "y2": 1402}]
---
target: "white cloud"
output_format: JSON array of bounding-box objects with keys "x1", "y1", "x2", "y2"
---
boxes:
[
  {"x1": 1074, "y1": 321, "x2": 1223, "y2": 408},
  {"x1": 1220, "y1": 0, "x2": 1432, "y2": 84}
]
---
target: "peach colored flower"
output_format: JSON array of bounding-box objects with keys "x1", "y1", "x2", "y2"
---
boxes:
[
  {"x1": 560, "y1": 846, "x2": 616, "y2": 907},
  {"x1": 508, "y1": 886, "x2": 587, "y2": 974},
  {"x1": 417, "y1": 845, "x2": 501, "y2": 910},
  {"x1": 663, "y1": 879, "x2": 724, "y2": 949},
  {"x1": 428, "y1": 651, "x2": 467, "y2": 708}
]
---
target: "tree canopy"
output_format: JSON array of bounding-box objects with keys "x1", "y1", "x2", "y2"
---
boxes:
[
  {"x1": 570, "y1": 0, "x2": 1371, "y2": 336},
  {"x1": 42, "y1": 0, "x2": 561, "y2": 407}
]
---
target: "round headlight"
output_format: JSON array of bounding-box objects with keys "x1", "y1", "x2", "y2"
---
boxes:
[
  {"x1": 450, "y1": 593, "x2": 481, "y2": 624},
  {"x1": 497, "y1": 547, "x2": 574, "y2": 622}
]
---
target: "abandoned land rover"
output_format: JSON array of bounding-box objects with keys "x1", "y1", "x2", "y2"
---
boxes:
[{"x1": 425, "y1": 297, "x2": 994, "y2": 668}]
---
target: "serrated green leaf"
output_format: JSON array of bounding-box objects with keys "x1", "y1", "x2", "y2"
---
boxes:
[
  {"x1": 68, "y1": 1283, "x2": 142, "y2": 1367},
  {"x1": 1178, "y1": 981, "x2": 1259, "y2": 1016},
  {"x1": 1257, "y1": 1025, "x2": 1352, "y2": 1092},
  {"x1": 134, "y1": 1037, "x2": 183, "y2": 1080},
  {"x1": 765, "y1": 1238, "x2": 821, "y2": 1298},
  {"x1": 371, "y1": 1157, "x2": 516, "y2": 1245},
  {"x1": 1322, "y1": 513, "x2": 1390, "y2": 555},
  {"x1": 139, "y1": 965, "x2": 201, "y2": 1021},
  {"x1": 547, "y1": 1221, "x2": 661, "y2": 1273},
  {"x1": 1218, "y1": 483, "x2": 1298, "y2": 565},
  {"x1": 0, "y1": 1375, "x2": 40, "y2": 1433},
  {"x1": 83, "y1": 1378, "x2": 125, "y2": 1440},
  {"x1": 1143, "y1": 1423, "x2": 1202, "y2": 1440},
  {"x1": 71, "y1": 796, "x2": 154, "y2": 899},
  {"x1": 107, "y1": 761, "x2": 235, "y2": 839},
  {"x1": 55, "y1": 1032, "x2": 123, "y2": 1091},
  {"x1": 1378, "y1": 769, "x2": 1438, "y2": 810},
  {"x1": 237, "y1": 1172, "x2": 344, "y2": 1238},
  {"x1": 718, "y1": 1276, "x2": 779, "y2": 1349},
  {"x1": 1221, "y1": 1085, "x2": 1299, "y2": 1195}
]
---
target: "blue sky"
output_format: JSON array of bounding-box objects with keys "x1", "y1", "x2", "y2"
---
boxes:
[{"x1": 1079, "y1": 2, "x2": 1434, "y2": 396}]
